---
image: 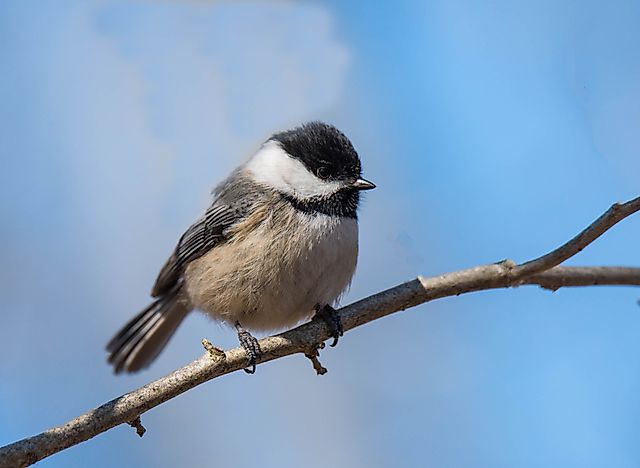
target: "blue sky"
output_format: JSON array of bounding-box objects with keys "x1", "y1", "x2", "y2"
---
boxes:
[{"x1": 1, "y1": 1, "x2": 640, "y2": 467}]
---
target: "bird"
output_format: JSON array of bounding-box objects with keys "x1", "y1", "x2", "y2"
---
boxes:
[{"x1": 106, "y1": 121, "x2": 375, "y2": 374}]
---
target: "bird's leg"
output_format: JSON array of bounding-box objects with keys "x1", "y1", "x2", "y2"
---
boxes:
[
  {"x1": 235, "y1": 322, "x2": 262, "y2": 374},
  {"x1": 313, "y1": 304, "x2": 344, "y2": 347}
]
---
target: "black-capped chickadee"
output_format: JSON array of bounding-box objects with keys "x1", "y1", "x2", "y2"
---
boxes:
[{"x1": 107, "y1": 122, "x2": 375, "y2": 374}]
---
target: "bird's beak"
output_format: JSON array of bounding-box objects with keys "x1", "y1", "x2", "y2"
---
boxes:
[{"x1": 351, "y1": 178, "x2": 376, "y2": 191}]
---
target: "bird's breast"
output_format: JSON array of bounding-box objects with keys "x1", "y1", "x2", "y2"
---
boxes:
[{"x1": 184, "y1": 202, "x2": 358, "y2": 331}]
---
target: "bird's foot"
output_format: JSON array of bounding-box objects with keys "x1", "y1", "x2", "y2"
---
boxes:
[
  {"x1": 313, "y1": 304, "x2": 344, "y2": 347},
  {"x1": 235, "y1": 322, "x2": 261, "y2": 374}
]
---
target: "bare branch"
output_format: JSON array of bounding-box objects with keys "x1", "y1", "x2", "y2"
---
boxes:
[
  {"x1": 3, "y1": 266, "x2": 639, "y2": 467},
  {"x1": 512, "y1": 197, "x2": 640, "y2": 278},
  {"x1": 525, "y1": 266, "x2": 640, "y2": 291},
  {"x1": 2, "y1": 197, "x2": 640, "y2": 468}
]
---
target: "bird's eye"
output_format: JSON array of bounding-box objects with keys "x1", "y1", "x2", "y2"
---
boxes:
[{"x1": 316, "y1": 166, "x2": 330, "y2": 179}]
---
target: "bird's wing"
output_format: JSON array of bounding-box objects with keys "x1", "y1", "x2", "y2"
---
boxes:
[{"x1": 151, "y1": 201, "x2": 244, "y2": 297}]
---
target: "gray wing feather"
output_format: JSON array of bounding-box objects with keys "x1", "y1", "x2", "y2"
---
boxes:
[{"x1": 151, "y1": 202, "x2": 242, "y2": 297}]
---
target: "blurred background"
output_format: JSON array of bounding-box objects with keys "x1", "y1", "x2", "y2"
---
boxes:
[{"x1": 2, "y1": 1, "x2": 640, "y2": 467}]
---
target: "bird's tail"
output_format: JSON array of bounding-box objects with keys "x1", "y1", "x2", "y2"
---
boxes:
[{"x1": 107, "y1": 290, "x2": 190, "y2": 374}]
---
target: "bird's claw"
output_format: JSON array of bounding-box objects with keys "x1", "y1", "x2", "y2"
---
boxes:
[
  {"x1": 314, "y1": 304, "x2": 344, "y2": 347},
  {"x1": 235, "y1": 322, "x2": 261, "y2": 374}
]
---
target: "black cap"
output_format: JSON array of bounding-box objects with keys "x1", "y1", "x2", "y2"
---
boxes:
[{"x1": 270, "y1": 122, "x2": 362, "y2": 183}]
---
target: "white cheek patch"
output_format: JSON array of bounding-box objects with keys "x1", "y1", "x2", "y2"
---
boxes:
[{"x1": 245, "y1": 141, "x2": 343, "y2": 198}]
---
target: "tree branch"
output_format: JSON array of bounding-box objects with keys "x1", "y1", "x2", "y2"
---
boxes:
[
  {"x1": 2, "y1": 197, "x2": 640, "y2": 468},
  {"x1": 513, "y1": 197, "x2": 640, "y2": 277}
]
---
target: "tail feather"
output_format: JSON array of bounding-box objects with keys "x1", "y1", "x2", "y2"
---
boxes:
[{"x1": 107, "y1": 292, "x2": 190, "y2": 374}]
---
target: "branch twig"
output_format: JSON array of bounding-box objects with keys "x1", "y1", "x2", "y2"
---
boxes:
[
  {"x1": 513, "y1": 197, "x2": 640, "y2": 277},
  {"x1": 127, "y1": 417, "x2": 145, "y2": 438},
  {"x1": 1, "y1": 197, "x2": 639, "y2": 468}
]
